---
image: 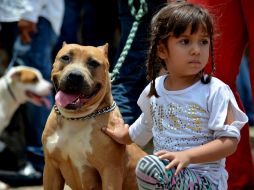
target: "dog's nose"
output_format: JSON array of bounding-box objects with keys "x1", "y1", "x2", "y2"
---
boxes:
[
  {"x1": 67, "y1": 71, "x2": 84, "y2": 84},
  {"x1": 63, "y1": 71, "x2": 85, "y2": 93}
]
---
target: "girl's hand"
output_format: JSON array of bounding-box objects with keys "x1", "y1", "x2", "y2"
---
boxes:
[
  {"x1": 154, "y1": 150, "x2": 191, "y2": 176},
  {"x1": 102, "y1": 117, "x2": 133, "y2": 145}
]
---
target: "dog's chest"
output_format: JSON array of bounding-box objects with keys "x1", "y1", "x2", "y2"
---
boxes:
[
  {"x1": 0, "y1": 79, "x2": 20, "y2": 132},
  {"x1": 46, "y1": 119, "x2": 94, "y2": 168}
]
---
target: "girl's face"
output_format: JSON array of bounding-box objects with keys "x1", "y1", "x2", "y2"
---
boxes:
[{"x1": 158, "y1": 25, "x2": 210, "y2": 78}]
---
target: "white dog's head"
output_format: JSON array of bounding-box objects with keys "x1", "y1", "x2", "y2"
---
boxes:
[{"x1": 4, "y1": 66, "x2": 52, "y2": 108}]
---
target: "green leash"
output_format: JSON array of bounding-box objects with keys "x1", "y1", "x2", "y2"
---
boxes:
[{"x1": 111, "y1": 0, "x2": 148, "y2": 82}]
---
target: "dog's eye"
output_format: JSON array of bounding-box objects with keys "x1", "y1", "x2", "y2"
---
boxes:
[
  {"x1": 60, "y1": 55, "x2": 71, "y2": 63},
  {"x1": 31, "y1": 76, "x2": 38, "y2": 83},
  {"x1": 87, "y1": 60, "x2": 100, "y2": 69}
]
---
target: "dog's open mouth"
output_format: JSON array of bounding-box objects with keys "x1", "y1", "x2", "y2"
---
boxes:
[
  {"x1": 55, "y1": 84, "x2": 101, "y2": 110},
  {"x1": 26, "y1": 91, "x2": 51, "y2": 109}
]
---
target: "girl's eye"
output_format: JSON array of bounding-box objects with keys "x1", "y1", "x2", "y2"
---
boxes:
[
  {"x1": 180, "y1": 39, "x2": 189, "y2": 45},
  {"x1": 200, "y1": 39, "x2": 209, "y2": 45},
  {"x1": 31, "y1": 76, "x2": 38, "y2": 83},
  {"x1": 60, "y1": 55, "x2": 71, "y2": 63}
]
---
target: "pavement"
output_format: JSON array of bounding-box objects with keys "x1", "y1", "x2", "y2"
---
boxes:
[
  {"x1": 3, "y1": 185, "x2": 71, "y2": 190},
  {"x1": 3, "y1": 127, "x2": 254, "y2": 190}
]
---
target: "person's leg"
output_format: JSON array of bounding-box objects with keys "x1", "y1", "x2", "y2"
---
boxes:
[
  {"x1": 211, "y1": 1, "x2": 254, "y2": 189},
  {"x1": 236, "y1": 56, "x2": 254, "y2": 125},
  {"x1": 53, "y1": 0, "x2": 82, "y2": 55},
  {"x1": 136, "y1": 155, "x2": 216, "y2": 190},
  {"x1": 188, "y1": 0, "x2": 254, "y2": 189},
  {"x1": 0, "y1": 22, "x2": 19, "y2": 74},
  {"x1": 81, "y1": 0, "x2": 118, "y2": 63},
  {"x1": 111, "y1": 0, "x2": 165, "y2": 124},
  {"x1": 0, "y1": 22, "x2": 19, "y2": 61},
  {"x1": 242, "y1": 0, "x2": 254, "y2": 109},
  {"x1": 13, "y1": 17, "x2": 57, "y2": 172}
]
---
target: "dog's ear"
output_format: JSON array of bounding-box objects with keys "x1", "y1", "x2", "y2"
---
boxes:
[
  {"x1": 10, "y1": 70, "x2": 22, "y2": 81},
  {"x1": 98, "y1": 43, "x2": 109, "y2": 57},
  {"x1": 62, "y1": 41, "x2": 67, "y2": 47}
]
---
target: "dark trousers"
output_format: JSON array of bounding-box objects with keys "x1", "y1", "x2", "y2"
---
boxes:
[{"x1": 112, "y1": 0, "x2": 166, "y2": 124}]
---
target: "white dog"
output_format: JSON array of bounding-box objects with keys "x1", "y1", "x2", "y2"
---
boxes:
[{"x1": 0, "y1": 66, "x2": 52, "y2": 134}]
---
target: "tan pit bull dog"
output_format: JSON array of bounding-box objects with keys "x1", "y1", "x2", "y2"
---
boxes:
[{"x1": 42, "y1": 43, "x2": 147, "y2": 190}]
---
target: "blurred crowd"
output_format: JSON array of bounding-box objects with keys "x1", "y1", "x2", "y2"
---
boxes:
[{"x1": 0, "y1": 0, "x2": 253, "y2": 189}]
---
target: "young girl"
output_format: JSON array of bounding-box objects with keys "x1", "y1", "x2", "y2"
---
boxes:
[{"x1": 102, "y1": 2, "x2": 248, "y2": 190}]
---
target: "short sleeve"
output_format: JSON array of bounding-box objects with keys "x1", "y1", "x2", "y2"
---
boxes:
[
  {"x1": 129, "y1": 84, "x2": 153, "y2": 147},
  {"x1": 208, "y1": 84, "x2": 248, "y2": 141}
]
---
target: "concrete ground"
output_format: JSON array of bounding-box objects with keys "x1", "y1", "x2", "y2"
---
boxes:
[
  {"x1": 4, "y1": 184, "x2": 71, "y2": 190},
  {"x1": 4, "y1": 127, "x2": 254, "y2": 190}
]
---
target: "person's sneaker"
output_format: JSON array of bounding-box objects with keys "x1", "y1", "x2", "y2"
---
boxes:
[
  {"x1": 0, "y1": 180, "x2": 8, "y2": 189},
  {"x1": 0, "y1": 162, "x2": 42, "y2": 187}
]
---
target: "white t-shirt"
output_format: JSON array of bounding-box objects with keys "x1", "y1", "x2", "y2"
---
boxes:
[
  {"x1": 20, "y1": 0, "x2": 64, "y2": 35},
  {"x1": 129, "y1": 75, "x2": 248, "y2": 190},
  {"x1": 0, "y1": 0, "x2": 64, "y2": 35},
  {"x1": 0, "y1": 0, "x2": 32, "y2": 22}
]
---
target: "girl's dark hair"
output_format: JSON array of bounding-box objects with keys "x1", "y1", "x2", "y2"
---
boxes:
[{"x1": 147, "y1": 2, "x2": 215, "y2": 97}]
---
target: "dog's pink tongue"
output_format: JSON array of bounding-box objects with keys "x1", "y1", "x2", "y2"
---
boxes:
[
  {"x1": 42, "y1": 97, "x2": 51, "y2": 109},
  {"x1": 55, "y1": 91, "x2": 79, "y2": 107}
]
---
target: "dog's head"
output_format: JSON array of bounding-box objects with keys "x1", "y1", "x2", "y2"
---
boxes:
[
  {"x1": 5, "y1": 66, "x2": 52, "y2": 108},
  {"x1": 52, "y1": 43, "x2": 111, "y2": 116}
]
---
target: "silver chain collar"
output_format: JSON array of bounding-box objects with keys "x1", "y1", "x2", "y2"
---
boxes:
[{"x1": 54, "y1": 101, "x2": 116, "y2": 121}]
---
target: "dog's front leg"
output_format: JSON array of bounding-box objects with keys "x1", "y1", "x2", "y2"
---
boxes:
[
  {"x1": 43, "y1": 158, "x2": 65, "y2": 190},
  {"x1": 101, "y1": 167, "x2": 124, "y2": 190}
]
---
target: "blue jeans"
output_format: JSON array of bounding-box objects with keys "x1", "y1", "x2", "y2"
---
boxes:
[
  {"x1": 54, "y1": 0, "x2": 118, "y2": 63},
  {"x1": 11, "y1": 17, "x2": 57, "y2": 172},
  {"x1": 111, "y1": 0, "x2": 166, "y2": 124},
  {"x1": 236, "y1": 55, "x2": 254, "y2": 126}
]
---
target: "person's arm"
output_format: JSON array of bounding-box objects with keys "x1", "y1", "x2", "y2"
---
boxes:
[
  {"x1": 156, "y1": 104, "x2": 238, "y2": 176},
  {"x1": 102, "y1": 117, "x2": 133, "y2": 145},
  {"x1": 186, "y1": 104, "x2": 237, "y2": 161},
  {"x1": 18, "y1": 20, "x2": 37, "y2": 43},
  {"x1": 156, "y1": 136, "x2": 238, "y2": 176},
  {"x1": 18, "y1": 0, "x2": 46, "y2": 43},
  {"x1": 103, "y1": 83, "x2": 154, "y2": 146}
]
